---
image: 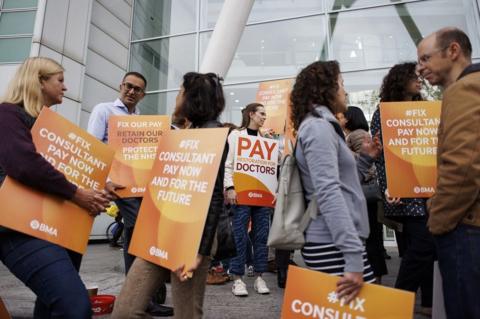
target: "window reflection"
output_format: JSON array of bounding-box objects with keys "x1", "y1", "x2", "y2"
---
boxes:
[
  {"x1": 134, "y1": 0, "x2": 480, "y2": 118},
  {"x1": 200, "y1": 16, "x2": 326, "y2": 84},
  {"x1": 200, "y1": 0, "x2": 324, "y2": 29},
  {"x1": 138, "y1": 91, "x2": 179, "y2": 116},
  {"x1": 327, "y1": 0, "x2": 409, "y2": 11},
  {"x1": 2, "y1": 0, "x2": 37, "y2": 9},
  {"x1": 0, "y1": 11, "x2": 36, "y2": 35},
  {"x1": 132, "y1": 0, "x2": 196, "y2": 39},
  {"x1": 330, "y1": 0, "x2": 480, "y2": 72},
  {"x1": 0, "y1": 38, "x2": 31, "y2": 63},
  {"x1": 130, "y1": 35, "x2": 196, "y2": 91},
  {"x1": 222, "y1": 83, "x2": 261, "y2": 124}
]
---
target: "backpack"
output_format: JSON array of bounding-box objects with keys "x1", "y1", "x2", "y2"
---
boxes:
[{"x1": 267, "y1": 141, "x2": 317, "y2": 250}]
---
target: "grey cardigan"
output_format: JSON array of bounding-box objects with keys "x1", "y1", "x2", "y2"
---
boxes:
[{"x1": 296, "y1": 106, "x2": 369, "y2": 273}]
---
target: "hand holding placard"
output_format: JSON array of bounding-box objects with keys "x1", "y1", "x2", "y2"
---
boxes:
[
  {"x1": 129, "y1": 128, "x2": 229, "y2": 271},
  {"x1": 71, "y1": 188, "x2": 110, "y2": 216},
  {"x1": 282, "y1": 266, "x2": 415, "y2": 319},
  {"x1": 0, "y1": 107, "x2": 114, "y2": 253},
  {"x1": 379, "y1": 101, "x2": 441, "y2": 197}
]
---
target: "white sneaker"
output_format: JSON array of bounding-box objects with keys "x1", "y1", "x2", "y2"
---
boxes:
[
  {"x1": 232, "y1": 279, "x2": 248, "y2": 296},
  {"x1": 254, "y1": 276, "x2": 270, "y2": 294}
]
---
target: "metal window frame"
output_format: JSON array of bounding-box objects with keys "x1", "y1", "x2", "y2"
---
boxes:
[
  {"x1": 131, "y1": 0, "x2": 480, "y2": 93},
  {"x1": 0, "y1": 0, "x2": 37, "y2": 65}
]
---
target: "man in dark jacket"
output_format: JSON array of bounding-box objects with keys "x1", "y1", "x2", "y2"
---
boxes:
[{"x1": 417, "y1": 27, "x2": 480, "y2": 318}]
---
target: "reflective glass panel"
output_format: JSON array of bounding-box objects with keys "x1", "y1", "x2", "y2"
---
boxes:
[
  {"x1": 221, "y1": 82, "x2": 263, "y2": 124},
  {"x1": 330, "y1": 0, "x2": 480, "y2": 72},
  {"x1": 200, "y1": 0, "x2": 324, "y2": 29},
  {"x1": 0, "y1": 11, "x2": 36, "y2": 35},
  {"x1": 200, "y1": 15, "x2": 327, "y2": 84},
  {"x1": 326, "y1": 0, "x2": 410, "y2": 11},
  {"x1": 2, "y1": 0, "x2": 37, "y2": 9},
  {"x1": 138, "y1": 91, "x2": 179, "y2": 116},
  {"x1": 130, "y1": 34, "x2": 196, "y2": 91},
  {"x1": 343, "y1": 69, "x2": 387, "y2": 121},
  {"x1": 0, "y1": 37, "x2": 31, "y2": 63},
  {"x1": 132, "y1": 0, "x2": 196, "y2": 39},
  {"x1": 139, "y1": 83, "x2": 262, "y2": 124}
]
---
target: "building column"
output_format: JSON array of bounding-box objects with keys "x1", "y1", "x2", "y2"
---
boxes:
[{"x1": 199, "y1": 0, "x2": 254, "y2": 77}]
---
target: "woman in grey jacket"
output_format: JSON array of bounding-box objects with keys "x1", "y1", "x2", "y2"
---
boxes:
[{"x1": 290, "y1": 60, "x2": 375, "y2": 304}]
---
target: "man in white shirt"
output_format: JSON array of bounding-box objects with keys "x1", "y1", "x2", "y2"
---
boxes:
[{"x1": 88, "y1": 72, "x2": 174, "y2": 317}]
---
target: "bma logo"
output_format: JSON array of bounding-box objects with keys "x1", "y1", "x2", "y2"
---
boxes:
[
  {"x1": 149, "y1": 246, "x2": 168, "y2": 260},
  {"x1": 413, "y1": 186, "x2": 434, "y2": 194},
  {"x1": 30, "y1": 219, "x2": 58, "y2": 237},
  {"x1": 248, "y1": 192, "x2": 263, "y2": 198},
  {"x1": 131, "y1": 187, "x2": 146, "y2": 194}
]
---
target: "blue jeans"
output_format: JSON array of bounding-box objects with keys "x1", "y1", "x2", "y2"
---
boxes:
[
  {"x1": 229, "y1": 205, "x2": 271, "y2": 276},
  {"x1": 0, "y1": 231, "x2": 91, "y2": 319},
  {"x1": 434, "y1": 224, "x2": 480, "y2": 319}
]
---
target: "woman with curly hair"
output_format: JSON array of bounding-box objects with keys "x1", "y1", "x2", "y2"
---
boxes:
[
  {"x1": 370, "y1": 62, "x2": 435, "y2": 316},
  {"x1": 291, "y1": 60, "x2": 375, "y2": 304}
]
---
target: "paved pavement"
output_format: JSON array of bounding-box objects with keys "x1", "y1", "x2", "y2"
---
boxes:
[{"x1": 1, "y1": 243, "x2": 427, "y2": 318}]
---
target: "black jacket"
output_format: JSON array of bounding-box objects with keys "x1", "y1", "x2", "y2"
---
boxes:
[{"x1": 195, "y1": 120, "x2": 228, "y2": 256}]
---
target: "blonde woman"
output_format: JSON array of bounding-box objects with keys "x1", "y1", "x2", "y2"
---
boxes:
[{"x1": 0, "y1": 57, "x2": 110, "y2": 318}]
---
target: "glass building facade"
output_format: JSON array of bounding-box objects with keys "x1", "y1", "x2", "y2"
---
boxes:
[
  {"x1": 131, "y1": 0, "x2": 480, "y2": 123},
  {"x1": 0, "y1": 0, "x2": 37, "y2": 63}
]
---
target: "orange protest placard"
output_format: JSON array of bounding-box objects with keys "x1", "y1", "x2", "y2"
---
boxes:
[
  {"x1": 0, "y1": 297, "x2": 11, "y2": 319},
  {"x1": 256, "y1": 79, "x2": 294, "y2": 136},
  {"x1": 284, "y1": 96, "x2": 297, "y2": 156},
  {"x1": 108, "y1": 115, "x2": 170, "y2": 197},
  {"x1": 129, "y1": 128, "x2": 228, "y2": 271},
  {"x1": 282, "y1": 266, "x2": 414, "y2": 319},
  {"x1": 0, "y1": 107, "x2": 114, "y2": 254},
  {"x1": 233, "y1": 135, "x2": 278, "y2": 207},
  {"x1": 379, "y1": 101, "x2": 441, "y2": 198}
]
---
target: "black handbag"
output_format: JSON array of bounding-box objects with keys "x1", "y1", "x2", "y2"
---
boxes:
[
  {"x1": 213, "y1": 205, "x2": 237, "y2": 260},
  {"x1": 362, "y1": 179, "x2": 381, "y2": 202}
]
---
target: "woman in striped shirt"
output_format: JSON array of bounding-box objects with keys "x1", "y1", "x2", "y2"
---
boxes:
[{"x1": 290, "y1": 60, "x2": 375, "y2": 303}]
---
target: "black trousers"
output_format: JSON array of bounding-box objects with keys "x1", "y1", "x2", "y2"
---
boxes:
[
  {"x1": 115, "y1": 197, "x2": 142, "y2": 274},
  {"x1": 275, "y1": 249, "x2": 291, "y2": 271},
  {"x1": 394, "y1": 216, "x2": 436, "y2": 307},
  {"x1": 365, "y1": 200, "x2": 388, "y2": 277}
]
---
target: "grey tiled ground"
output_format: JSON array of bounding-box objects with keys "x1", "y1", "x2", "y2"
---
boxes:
[{"x1": 1, "y1": 244, "x2": 427, "y2": 318}]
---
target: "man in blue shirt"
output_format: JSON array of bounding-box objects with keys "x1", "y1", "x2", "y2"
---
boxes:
[
  {"x1": 87, "y1": 72, "x2": 174, "y2": 317},
  {"x1": 88, "y1": 72, "x2": 144, "y2": 142}
]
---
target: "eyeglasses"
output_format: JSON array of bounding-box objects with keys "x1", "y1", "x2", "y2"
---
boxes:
[
  {"x1": 418, "y1": 45, "x2": 449, "y2": 66},
  {"x1": 122, "y1": 82, "x2": 144, "y2": 94}
]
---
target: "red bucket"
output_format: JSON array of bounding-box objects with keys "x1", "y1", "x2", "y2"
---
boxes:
[{"x1": 90, "y1": 295, "x2": 116, "y2": 315}]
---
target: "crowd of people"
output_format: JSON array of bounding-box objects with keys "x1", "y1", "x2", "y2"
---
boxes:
[{"x1": 0, "y1": 26, "x2": 479, "y2": 319}]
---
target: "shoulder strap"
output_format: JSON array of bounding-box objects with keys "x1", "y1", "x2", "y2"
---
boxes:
[
  {"x1": 328, "y1": 120, "x2": 345, "y2": 141},
  {"x1": 293, "y1": 131, "x2": 317, "y2": 225},
  {"x1": 306, "y1": 108, "x2": 345, "y2": 141}
]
